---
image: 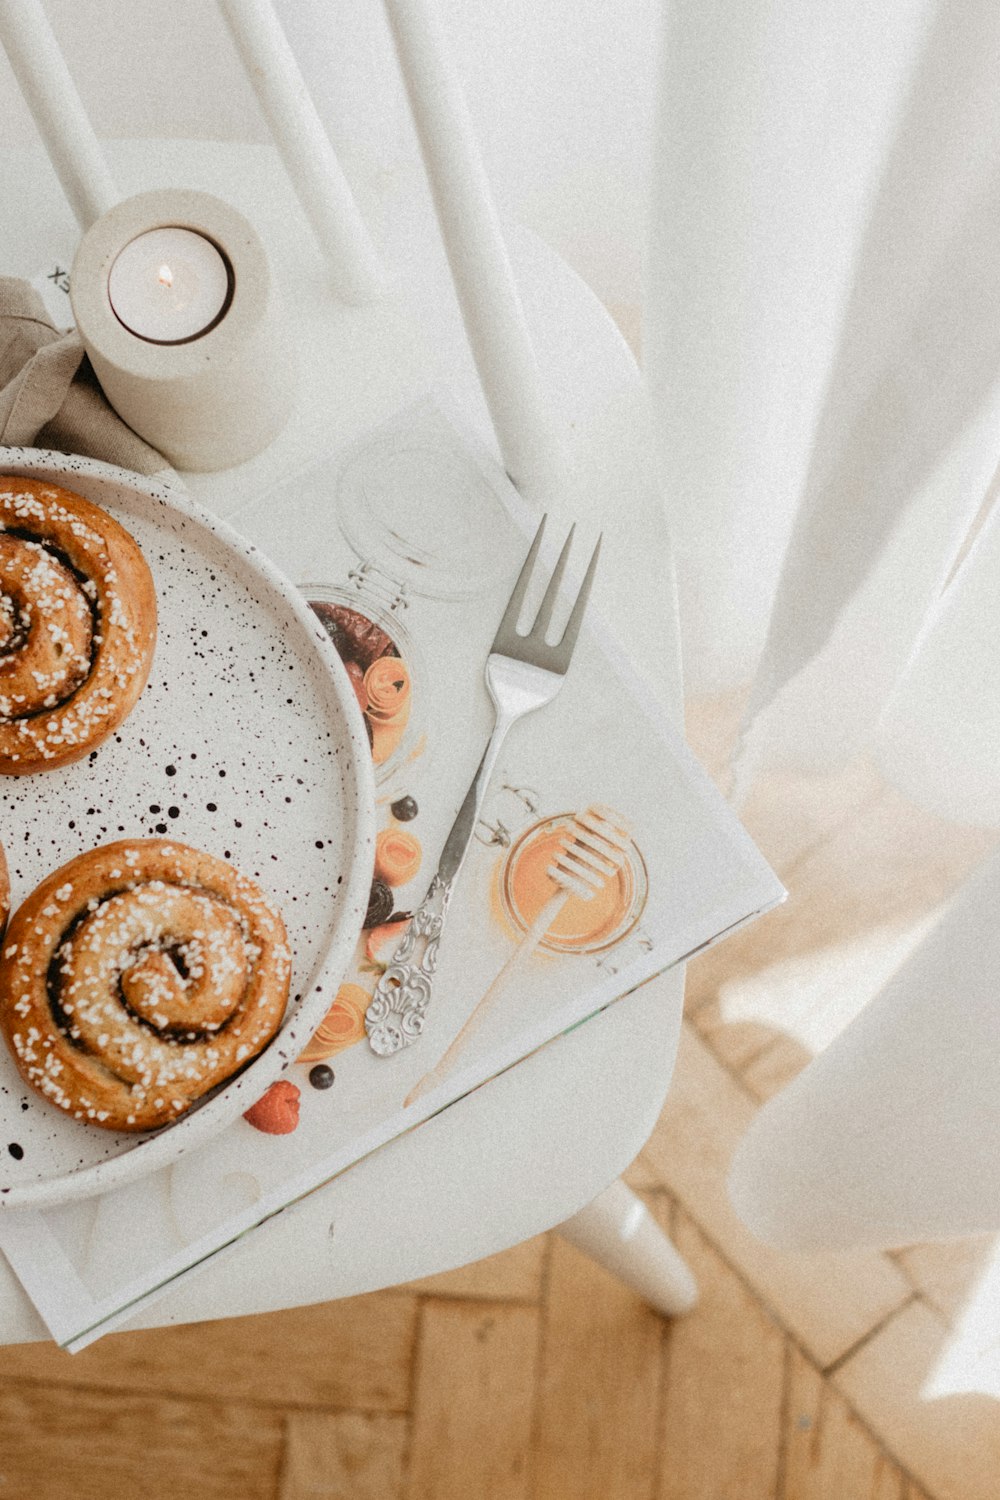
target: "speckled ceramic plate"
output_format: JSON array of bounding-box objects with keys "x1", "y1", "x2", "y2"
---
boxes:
[{"x1": 0, "y1": 451, "x2": 376, "y2": 1209}]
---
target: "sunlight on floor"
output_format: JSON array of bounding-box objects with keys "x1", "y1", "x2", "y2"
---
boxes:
[
  {"x1": 923, "y1": 1234, "x2": 1000, "y2": 1401},
  {"x1": 715, "y1": 911, "x2": 943, "y2": 1056}
]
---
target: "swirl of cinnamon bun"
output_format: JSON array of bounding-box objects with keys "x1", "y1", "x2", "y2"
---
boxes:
[
  {"x1": 0, "y1": 840, "x2": 292, "y2": 1131},
  {"x1": 0, "y1": 477, "x2": 156, "y2": 774}
]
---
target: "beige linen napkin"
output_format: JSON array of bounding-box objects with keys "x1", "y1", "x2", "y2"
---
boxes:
[{"x1": 0, "y1": 277, "x2": 169, "y2": 477}]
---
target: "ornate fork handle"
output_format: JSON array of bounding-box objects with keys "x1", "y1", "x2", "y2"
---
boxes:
[
  {"x1": 365, "y1": 704, "x2": 516, "y2": 1056},
  {"x1": 365, "y1": 874, "x2": 455, "y2": 1056}
]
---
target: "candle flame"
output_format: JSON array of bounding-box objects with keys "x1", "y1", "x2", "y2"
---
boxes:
[{"x1": 157, "y1": 264, "x2": 174, "y2": 289}]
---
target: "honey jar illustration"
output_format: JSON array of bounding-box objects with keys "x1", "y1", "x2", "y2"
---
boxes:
[{"x1": 499, "y1": 810, "x2": 648, "y2": 955}]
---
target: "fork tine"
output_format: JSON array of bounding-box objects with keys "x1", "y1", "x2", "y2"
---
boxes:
[
  {"x1": 495, "y1": 513, "x2": 547, "y2": 640},
  {"x1": 531, "y1": 523, "x2": 575, "y2": 639},
  {"x1": 553, "y1": 532, "x2": 602, "y2": 662}
]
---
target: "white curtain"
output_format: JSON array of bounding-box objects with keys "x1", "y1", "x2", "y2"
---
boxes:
[
  {"x1": 645, "y1": 0, "x2": 1000, "y2": 1249},
  {"x1": 648, "y1": 0, "x2": 1000, "y2": 742}
]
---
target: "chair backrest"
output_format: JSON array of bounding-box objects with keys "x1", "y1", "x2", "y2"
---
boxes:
[{"x1": 0, "y1": 0, "x2": 559, "y2": 496}]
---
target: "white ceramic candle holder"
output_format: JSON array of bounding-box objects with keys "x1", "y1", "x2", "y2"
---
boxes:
[{"x1": 70, "y1": 188, "x2": 298, "y2": 472}]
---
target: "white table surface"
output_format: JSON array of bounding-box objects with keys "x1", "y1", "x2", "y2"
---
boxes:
[{"x1": 0, "y1": 140, "x2": 684, "y2": 1342}]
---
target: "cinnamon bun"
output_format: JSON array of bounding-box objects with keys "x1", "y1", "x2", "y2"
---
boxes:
[
  {"x1": 0, "y1": 840, "x2": 291, "y2": 1131},
  {"x1": 0, "y1": 477, "x2": 156, "y2": 774}
]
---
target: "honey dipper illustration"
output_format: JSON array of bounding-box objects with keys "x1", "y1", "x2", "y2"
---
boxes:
[{"x1": 404, "y1": 806, "x2": 631, "y2": 1107}]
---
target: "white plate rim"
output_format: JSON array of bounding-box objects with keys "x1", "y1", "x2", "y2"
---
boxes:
[{"x1": 0, "y1": 448, "x2": 376, "y2": 1209}]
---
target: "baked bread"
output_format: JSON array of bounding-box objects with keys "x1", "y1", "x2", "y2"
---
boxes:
[
  {"x1": 0, "y1": 838, "x2": 8, "y2": 940},
  {"x1": 0, "y1": 477, "x2": 156, "y2": 774},
  {"x1": 0, "y1": 840, "x2": 292, "y2": 1131}
]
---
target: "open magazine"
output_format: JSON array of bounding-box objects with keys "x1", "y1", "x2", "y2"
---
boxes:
[{"x1": 0, "y1": 404, "x2": 783, "y2": 1349}]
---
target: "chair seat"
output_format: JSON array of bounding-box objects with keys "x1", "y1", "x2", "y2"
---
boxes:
[{"x1": 0, "y1": 138, "x2": 684, "y2": 1343}]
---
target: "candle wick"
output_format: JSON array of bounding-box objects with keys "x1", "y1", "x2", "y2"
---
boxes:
[{"x1": 158, "y1": 264, "x2": 174, "y2": 288}]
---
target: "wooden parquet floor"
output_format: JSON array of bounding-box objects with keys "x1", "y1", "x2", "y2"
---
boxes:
[
  {"x1": 0, "y1": 1165, "x2": 934, "y2": 1500},
  {"x1": 0, "y1": 1119, "x2": 951, "y2": 1500}
]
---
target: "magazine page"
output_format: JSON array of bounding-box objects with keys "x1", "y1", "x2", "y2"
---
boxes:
[{"x1": 0, "y1": 405, "x2": 783, "y2": 1349}]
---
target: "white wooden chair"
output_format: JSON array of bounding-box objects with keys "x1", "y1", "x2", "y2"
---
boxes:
[{"x1": 0, "y1": 0, "x2": 696, "y2": 1343}]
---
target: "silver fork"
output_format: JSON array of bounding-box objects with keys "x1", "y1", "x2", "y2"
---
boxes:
[{"x1": 364, "y1": 514, "x2": 601, "y2": 1057}]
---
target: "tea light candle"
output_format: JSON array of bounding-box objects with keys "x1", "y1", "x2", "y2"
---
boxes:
[
  {"x1": 71, "y1": 188, "x2": 297, "y2": 472},
  {"x1": 108, "y1": 229, "x2": 232, "y2": 345}
]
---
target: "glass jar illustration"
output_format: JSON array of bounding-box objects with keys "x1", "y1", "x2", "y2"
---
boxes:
[
  {"x1": 303, "y1": 574, "x2": 425, "y2": 790},
  {"x1": 300, "y1": 408, "x2": 518, "y2": 792}
]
